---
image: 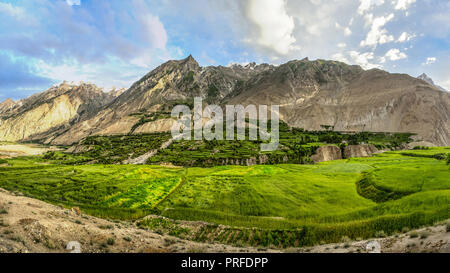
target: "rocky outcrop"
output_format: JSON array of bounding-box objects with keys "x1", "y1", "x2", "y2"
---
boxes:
[
  {"x1": 311, "y1": 145, "x2": 342, "y2": 163},
  {"x1": 343, "y1": 144, "x2": 378, "y2": 158},
  {"x1": 0, "y1": 98, "x2": 16, "y2": 114}
]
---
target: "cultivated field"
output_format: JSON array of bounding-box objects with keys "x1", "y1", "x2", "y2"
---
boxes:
[{"x1": 0, "y1": 148, "x2": 448, "y2": 248}]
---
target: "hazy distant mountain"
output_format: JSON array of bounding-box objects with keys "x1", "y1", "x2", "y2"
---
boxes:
[
  {"x1": 1, "y1": 56, "x2": 449, "y2": 146},
  {"x1": 417, "y1": 73, "x2": 447, "y2": 92}
]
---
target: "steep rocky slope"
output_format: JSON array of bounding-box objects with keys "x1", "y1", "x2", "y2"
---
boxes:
[
  {"x1": 229, "y1": 59, "x2": 450, "y2": 146},
  {"x1": 0, "y1": 99, "x2": 16, "y2": 114},
  {"x1": 49, "y1": 56, "x2": 274, "y2": 145},
  {"x1": 2, "y1": 56, "x2": 449, "y2": 146},
  {"x1": 0, "y1": 82, "x2": 116, "y2": 143}
]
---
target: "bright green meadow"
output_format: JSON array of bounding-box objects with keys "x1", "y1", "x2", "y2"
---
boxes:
[{"x1": 0, "y1": 148, "x2": 448, "y2": 247}]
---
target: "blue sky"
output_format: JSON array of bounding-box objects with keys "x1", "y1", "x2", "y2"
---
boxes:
[{"x1": 1, "y1": 0, "x2": 449, "y2": 101}]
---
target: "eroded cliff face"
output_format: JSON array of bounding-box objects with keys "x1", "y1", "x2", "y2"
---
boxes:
[
  {"x1": 0, "y1": 82, "x2": 116, "y2": 143},
  {"x1": 311, "y1": 145, "x2": 342, "y2": 163},
  {"x1": 343, "y1": 144, "x2": 379, "y2": 159}
]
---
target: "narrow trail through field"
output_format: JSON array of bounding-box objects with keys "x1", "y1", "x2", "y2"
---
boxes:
[
  {"x1": 123, "y1": 138, "x2": 174, "y2": 164},
  {"x1": 152, "y1": 169, "x2": 188, "y2": 209}
]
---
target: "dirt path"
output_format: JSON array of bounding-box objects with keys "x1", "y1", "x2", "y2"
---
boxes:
[
  {"x1": 123, "y1": 138, "x2": 174, "y2": 165},
  {"x1": 0, "y1": 188, "x2": 448, "y2": 253},
  {"x1": 0, "y1": 143, "x2": 58, "y2": 158}
]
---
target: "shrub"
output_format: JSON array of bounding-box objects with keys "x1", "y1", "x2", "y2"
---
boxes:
[
  {"x1": 106, "y1": 238, "x2": 115, "y2": 246},
  {"x1": 374, "y1": 230, "x2": 387, "y2": 238},
  {"x1": 446, "y1": 224, "x2": 450, "y2": 233},
  {"x1": 413, "y1": 146, "x2": 430, "y2": 150},
  {"x1": 99, "y1": 225, "x2": 114, "y2": 230},
  {"x1": 409, "y1": 231, "x2": 419, "y2": 238}
]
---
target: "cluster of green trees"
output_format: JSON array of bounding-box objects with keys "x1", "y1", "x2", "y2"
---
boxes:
[{"x1": 45, "y1": 118, "x2": 414, "y2": 167}]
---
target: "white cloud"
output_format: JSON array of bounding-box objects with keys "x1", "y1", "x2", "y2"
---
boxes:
[
  {"x1": 397, "y1": 32, "x2": 415, "y2": 42},
  {"x1": 331, "y1": 53, "x2": 350, "y2": 63},
  {"x1": 385, "y1": 48, "x2": 407, "y2": 60},
  {"x1": 360, "y1": 13, "x2": 395, "y2": 47},
  {"x1": 423, "y1": 57, "x2": 437, "y2": 65},
  {"x1": 348, "y1": 51, "x2": 382, "y2": 69},
  {"x1": 358, "y1": 0, "x2": 385, "y2": 15},
  {"x1": 337, "y1": 43, "x2": 347, "y2": 48},
  {"x1": 335, "y1": 22, "x2": 352, "y2": 37},
  {"x1": 66, "y1": 0, "x2": 81, "y2": 6},
  {"x1": 344, "y1": 27, "x2": 352, "y2": 36},
  {"x1": 35, "y1": 58, "x2": 143, "y2": 91},
  {"x1": 394, "y1": 0, "x2": 416, "y2": 10},
  {"x1": 138, "y1": 14, "x2": 168, "y2": 50},
  {"x1": 245, "y1": 0, "x2": 298, "y2": 55}
]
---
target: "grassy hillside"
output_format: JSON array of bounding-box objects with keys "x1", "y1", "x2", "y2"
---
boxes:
[{"x1": 0, "y1": 149, "x2": 448, "y2": 247}]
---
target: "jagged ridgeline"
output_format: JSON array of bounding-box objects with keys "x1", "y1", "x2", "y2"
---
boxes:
[
  {"x1": 1, "y1": 55, "x2": 449, "y2": 147},
  {"x1": 44, "y1": 120, "x2": 414, "y2": 166}
]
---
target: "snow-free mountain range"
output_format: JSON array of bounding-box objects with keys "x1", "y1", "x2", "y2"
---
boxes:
[{"x1": 1, "y1": 56, "x2": 449, "y2": 146}]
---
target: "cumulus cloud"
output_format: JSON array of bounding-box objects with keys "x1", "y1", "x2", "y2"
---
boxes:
[
  {"x1": 357, "y1": 0, "x2": 385, "y2": 15},
  {"x1": 423, "y1": 57, "x2": 437, "y2": 65},
  {"x1": 348, "y1": 51, "x2": 382, "y2": 69},
  {"x1": 244, "y1": 0, "x2": 298, "y2": 55},
  {"x1": 394, "y1": 0, "x2": 416, "y2": 10},
  {"x1": 385, "y1": 48, "x2": 407, "y2": 60},
  {"x1": 331, "y1": 53, "x2": 350, "y2": 63},
  {"x1": 360, "y1": 13, "x2": 395, "y2": 47},
  {"x1": 397, "y1": 32, "x2": 415, "y2": 42},
  {"x1": 138, "y1": 14, "x2": 168, "y2": 50}
]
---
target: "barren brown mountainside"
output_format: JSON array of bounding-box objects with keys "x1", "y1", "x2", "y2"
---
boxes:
[
  {"x1": 1, "y1": 56, "x2": 449, "y2": 146},
  {"x1": 0, "y1": 82, "x2": 117, "y2": 143}
]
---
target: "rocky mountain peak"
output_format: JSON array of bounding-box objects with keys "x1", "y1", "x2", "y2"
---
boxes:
[
  {"x1": 178, "y1": 54, "x2": 200, "y2": 71},
  {"x1": 417, "y1": 73, "x2": 446, "y2": 91},
  {"x1": 418, "y1": 73, "x2": 435, "y2": 85},
  {"x1": 0, "y1": 98, "x2": 16, "y2": 114}
]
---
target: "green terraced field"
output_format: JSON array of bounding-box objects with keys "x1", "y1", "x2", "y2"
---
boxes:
[
  {"x1": 0, "y1": 149, "x2": 448, "y2": 247},
  {"x1": 47, "y1": 124, "x2": 415, "y2": 166}
]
